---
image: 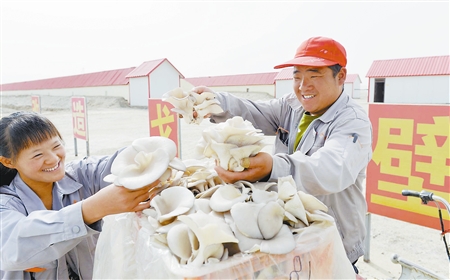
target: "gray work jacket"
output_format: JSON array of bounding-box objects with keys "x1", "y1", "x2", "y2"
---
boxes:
[
  {"x1": 0, "y1": 152, "x2": 118, "y2": 279},
  {"x1": 211, "y1": 91, "x2": 373, "y2": 263}
]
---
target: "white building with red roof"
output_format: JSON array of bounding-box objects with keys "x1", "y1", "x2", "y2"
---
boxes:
[
  {"x1": 126, "y1": 59, "x2": 184, "y2": 106},
  {"x1": 1, "y1": 58, "x2": 184, "y2": 107},
  {"x1": 366, "y1": 55, "x2": 449, "y2": 104}
]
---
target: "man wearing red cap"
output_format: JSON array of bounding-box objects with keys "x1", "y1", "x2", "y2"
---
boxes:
[{"x1": 193, "y1": 36, "x2": 372, "y2": 273}]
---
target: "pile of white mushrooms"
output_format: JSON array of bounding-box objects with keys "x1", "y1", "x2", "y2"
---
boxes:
[
  {"x1": 103, "y1": 89, "x2": 330, "y2": 268},
  {"x1": 104, "y1": 136, "x2": 329, "y2": 268}
]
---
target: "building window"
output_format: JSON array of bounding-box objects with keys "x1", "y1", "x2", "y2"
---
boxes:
[{"x1": 374, "y1": 79, "x2": 385, "y2": 103}]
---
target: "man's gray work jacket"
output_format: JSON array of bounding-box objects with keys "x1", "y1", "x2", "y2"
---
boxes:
[{"x1": 211, "y1": 91, "x2": 373, "y2": 263}]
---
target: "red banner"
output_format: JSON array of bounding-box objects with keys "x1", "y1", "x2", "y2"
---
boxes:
[
  {"x1": 71, "y1": 97, "x2": 88, "y2": 141},
  {"x1": 367, "y1": 103, "x2": 450, "y2": 230},
  {"x1": 148, "y1": 99, "x2": 180, "y2": 157}
]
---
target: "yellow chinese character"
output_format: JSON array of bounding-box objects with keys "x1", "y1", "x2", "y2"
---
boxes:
[
  {"x1": 372, "y1": 118, "x2": 415, "y2": 177},
  {"x1": 150, "y1": 104, "x2": 174, "y2": 138},
  {"x1": 415, "y1": 116, "x2": 450, "y2": 187}
]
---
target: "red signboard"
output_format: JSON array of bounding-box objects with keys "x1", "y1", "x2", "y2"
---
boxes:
[
  {"x1": 71, "y1": 97, "x2": 89, "y2": 141},
  {"x1": 31, "y1": 95, "x2": 41, "y2": 113},
  {"x1": 148, "y1": 99, "x2": 180, "y2": 156},
  {"x1": 367, "y1": 103, "x2": 449, "y2": 230}
]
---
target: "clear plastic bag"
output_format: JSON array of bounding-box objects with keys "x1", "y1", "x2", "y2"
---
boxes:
[{"x1": 93, "y1": 211, "x2": 356, "y2": 279}]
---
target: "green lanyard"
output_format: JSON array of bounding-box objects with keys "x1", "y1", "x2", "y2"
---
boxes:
[{"x1": 293, "y1": 112, "x2": 320, "y2": 150}]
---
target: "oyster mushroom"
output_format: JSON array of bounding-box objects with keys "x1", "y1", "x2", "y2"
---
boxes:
[
  {"x1": 162, "y1": 87, "x2": 223, "y2": 124},
  {"x1": 259, "y1": 224, "x2": 296, "y2": 254},
  {"x1": 196, "y1": 116, "x2": 266, "y2": 171},
  {"x1": 166, "y1": 223, "x2": 198, "y2": 265},
  {"x1": 230, "y1": 201, "x2": 284, "y2": 240},
  {"x1": 284, "y1": 192, "x2": 309, "y2": 226},
  {"x1": 277, "y1": 175, "x2": 298, "y2": 201},
  {"x1": 209, "y1": 184, "x2": 248, "y2": 212},
  {"x1": 150, "y1": 186, "x2": 195, "y2": 225},
  {"x1": 177, "y1": 211, "x2": 238, "y2": 266},
  {"x1": 103, "y1": 137, "x2": 186, "y2": 190},
  {"x1": 298, "y1": 190, "x2": 328, "y2": 212},
  {"x1": 161, "y1": 87, "x2": 196, "y2": 123}
]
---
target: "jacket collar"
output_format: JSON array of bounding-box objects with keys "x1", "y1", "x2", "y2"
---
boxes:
[
  {"x1": 286, "y1": 92, "x2": 350, "y2": 123},
  {"x1": 12, "y1": 173, "x2": 83, "y2": 213}
]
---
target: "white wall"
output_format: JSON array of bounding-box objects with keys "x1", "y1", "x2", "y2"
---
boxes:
[
  {"x1": 275, "y1": 80, "x2": 293, "y2": 98},
  {"x1": 344, "y1": 82, "x2": 362, "y2": 99},
  {"x1": 369, "y1": 75, "x2": 450, "y2": 104},
  {"x1": 129, "y1": 76, "x2": 149, "y2": 107},
  {"x1": 3, "y1": 85, "x2": 129, "y2": 99},
  {"x1": 180, "y1": 79, "x2": 195, "y2": 92},
  {"x1": 149, "y1": 60, "x2": 181, "y2": 99}
]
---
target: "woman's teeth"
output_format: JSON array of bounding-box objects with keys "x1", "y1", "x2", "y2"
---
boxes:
[
  {"x1": 303, "y1": 95, "x2": 315, "y2": 99},
  {"x1": 43, "y1": 162, "x2": 59, "y2": 172}
]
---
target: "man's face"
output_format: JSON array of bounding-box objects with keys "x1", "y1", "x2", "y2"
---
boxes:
[{"x1": 292, "y1": 65, "x2": 346, "y2": 116}]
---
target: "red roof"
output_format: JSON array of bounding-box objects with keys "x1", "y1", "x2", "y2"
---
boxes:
[
  {"x1": 1, "y1": 67, "x2": 135, "y2": 91},
  {"x1": 345, "y1": 74, "x2": 360, "y2": 83},
  {"x1": 274, "y1": 68, "x2": 294, "y2": 81},
  {"x1": 185, "y1": 72, "x2": 278, "y2": 87},
  {"x1": 126, "y1": 58, "x2": 184, "y2": 78},
  {"x1": 366, "y1": 55, "x2": 450, "y2": 78}
]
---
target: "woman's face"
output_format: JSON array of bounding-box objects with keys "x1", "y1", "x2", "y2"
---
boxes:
[{"x1": 12, "y1": 136, "x2": 66, "y2": 189}]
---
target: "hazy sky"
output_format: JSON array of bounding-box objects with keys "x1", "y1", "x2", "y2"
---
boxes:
[{"x1": 1, "y1": 1, "x2": 449, "y2": 87}]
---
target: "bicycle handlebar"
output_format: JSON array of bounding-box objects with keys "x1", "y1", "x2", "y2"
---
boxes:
[
  {"x1": 401, "y1": 190, "x2": 421, "y2": 198},
  {"x1": 402, "y1": 189, "x2": 450, "y2": 213}
]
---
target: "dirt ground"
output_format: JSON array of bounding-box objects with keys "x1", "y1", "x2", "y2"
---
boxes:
[{"x1": 1, "y1": 93, "x2": 449, "y2": 279}]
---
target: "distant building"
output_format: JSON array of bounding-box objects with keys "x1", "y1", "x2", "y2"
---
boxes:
[
  {"x1": 183, "y1": 72, "x2": 278, "y2": 97},
  {"x1": 1, "y1": 58, "x2": 184, "y2": 107},
  {"x1": 344, "y1": 74, "x2": 362, "y2": 99},
  {"x1": 274, "y1": 68, "x2": 293, "y2": 99},
  {"x1": 126, "y1": 59, "x2": 184, "y2": 107},
  {"x1": 366, "y1": 55, "x2": 450, "y2": 104}
]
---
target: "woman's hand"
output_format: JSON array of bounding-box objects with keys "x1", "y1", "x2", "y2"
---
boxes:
[{"x1": 81, "y1": 181, "x2": 159, "y2": 224}]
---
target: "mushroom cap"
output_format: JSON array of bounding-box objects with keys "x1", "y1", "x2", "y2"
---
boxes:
[
  {"x1": 104, "y1": 137, "x2": 185, "y2": 190},
  {"x1": 150, "y1": 186, "x2": 195, "y2": 224}
]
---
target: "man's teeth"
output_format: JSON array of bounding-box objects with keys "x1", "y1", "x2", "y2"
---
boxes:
[
  {"x1": 43, "y1": 163, "x2": 59, "y2": 172},
  {"x1": 303, "y1": 95, "x2": 315, "y2": 99}
]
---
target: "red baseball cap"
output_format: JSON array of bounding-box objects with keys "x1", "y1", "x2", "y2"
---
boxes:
[{"x1": 274, "y1": 36, "x2": 347, "y2": 69}]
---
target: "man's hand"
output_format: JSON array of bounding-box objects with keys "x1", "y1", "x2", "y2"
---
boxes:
[
  {"x1": 214, "y1": 152, "x2": 273, "y2": 183},
  {"x1": 191, "y1": 85, "x2": 214, "y2": 95}
]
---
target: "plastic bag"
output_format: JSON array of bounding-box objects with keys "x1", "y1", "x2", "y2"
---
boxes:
[{"x1": 93, "y1": 211, "x2": 356, "y2": 279}]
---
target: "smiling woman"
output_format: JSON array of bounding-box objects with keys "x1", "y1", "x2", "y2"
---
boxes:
[
  {"x1": 0, "y1": 111, "x2": 159, "y2": 280},
  {"x1": 0, "y1": 111, "x2": 64, "y2": 188}
]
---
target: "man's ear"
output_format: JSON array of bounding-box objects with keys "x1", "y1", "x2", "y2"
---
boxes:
[
  {"x1": 337, "y1": 67, "x2": 347, "y2": 86},
  {"x1": 0, "y1": 156, "x2": 14, "y2": 169}
]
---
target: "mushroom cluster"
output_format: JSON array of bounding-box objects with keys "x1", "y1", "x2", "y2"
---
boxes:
[
  {"x1": 139, "y1": 167, "x2": 330, "y2": 267},
  {"x1": 162, "y1": 87, "x2": 223, "y2": 124},
  {"x1": 194, "y1": 116, "x2": 266, "y2": 171},
  {"x1": 101, "y1": 134, "x2": 330, "y2": 269}
]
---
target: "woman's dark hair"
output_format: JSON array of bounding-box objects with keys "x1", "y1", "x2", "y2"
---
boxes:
[{"x1": 0, "y1": 111, "x2": 63, "y2": 186}]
